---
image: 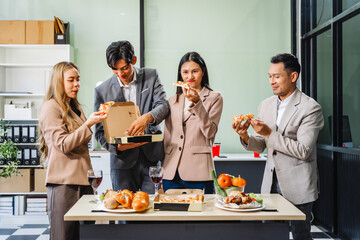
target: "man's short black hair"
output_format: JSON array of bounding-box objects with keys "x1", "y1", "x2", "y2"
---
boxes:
[
  {"x1": 271, "y1": 53, "x2": 301, "y2": 76},
  {"x1": 106, "y1": 41, "x2": 135, "y2": 69}
]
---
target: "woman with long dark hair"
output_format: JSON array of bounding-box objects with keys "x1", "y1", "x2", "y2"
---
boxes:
[
  {"x1": 39, "y1": 61, "x2": 107, "y2": 240},
  {"x1": 162, "y1": 52, "x2": 223, "y2": 193}
]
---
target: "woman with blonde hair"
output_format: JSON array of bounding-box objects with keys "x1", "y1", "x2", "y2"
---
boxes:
[{"x1": 39, "y1": 61, "x2": 107, "y2": 240}]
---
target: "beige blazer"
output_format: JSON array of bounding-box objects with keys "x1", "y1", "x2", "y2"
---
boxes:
[
  {"x1": 163, "y1": 88, "x2": 223, "y2": 181},
  {"x1": 242, "y1": 88, "x2": 324, "y2": 205},
  {"x1": 39, "y1": 99, "x2": 93, "y2": 185}
]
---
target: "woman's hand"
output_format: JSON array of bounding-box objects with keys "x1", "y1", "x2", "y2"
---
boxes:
[
  {"x1": 85, "y1": 111, "x2": 108, "y2": 128},
  {"x1": 183, "y1": 87, "x2": 200, "y2": 103}
]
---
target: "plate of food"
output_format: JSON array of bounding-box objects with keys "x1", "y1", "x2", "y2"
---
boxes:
[
  {"x1": 215, "y1": 202, "x2": 265, "y2": 212},
  {"x1": 98, "y1": 189, "x2": 150, "y2": 212},
  {"x1": 215, "y1": 191, "x2": 264, "y2": 212},
  {"x1": 97, "y1": 204, "x2": 151, "y2": 213},
  {"x1": 211, "y1": 170, "x2": 264, "y2": 211}
]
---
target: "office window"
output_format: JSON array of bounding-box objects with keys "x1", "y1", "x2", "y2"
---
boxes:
[
  {"x1": 343, "y1": 0, "x2": 360, "y2": 11},
  {"x1": 316, "y1": 31, "x2": 332, "y2": 145},
  {"x1": 342, "y1": 14, "x2": 360, "y2": 148},
  {"x1": 314, "y1": 0, "x2": 333, "y2": 28}
]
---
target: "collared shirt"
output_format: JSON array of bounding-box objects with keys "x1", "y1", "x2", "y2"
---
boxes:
[
  {"x1": 276, "y1": 90, "x2": 296, "y2": 128},
  {"x1": 117, "y1": 73, "x2": 137, "y2": 104}
]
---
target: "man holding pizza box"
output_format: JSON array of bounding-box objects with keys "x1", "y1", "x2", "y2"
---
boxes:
[
  {"x1": 233, "y1": 53, "x2": 324, "y2": 240},
  {"x1": 94, "y1": 40, "x2": 169, "y2": 193}
]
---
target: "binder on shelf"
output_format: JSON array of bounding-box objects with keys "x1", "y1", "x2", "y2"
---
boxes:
[
  {"x1": 0, "y1": 128, "x2": 4, "y2": 143},
  {"x1": 31, "y1": 148, "x2": 39, "y2": 165},
  {"x1": 16, "y1": 148, "x2": 23, "y2": 165},
  {"x1": 23, "y1": 148, "x2": 30, "y2": 165},
  {"x1": 6, "y1": 127, "x2": 13, "y2": 142},
  {"x1": 29, "y1": 126, "x2": 36, "y2": 143},
  {"x1": 21, "y1": 126, "x2": 29, "y2": 143},
  {"x1": 55, "y1": 22, "x2": 70, "y2": 44},
  {"x1": 0, "y1": 157, "x2": 5, "y2": 165},
  {"x1": 13, "y1": 126, "x2": 20, "y2": 143}
]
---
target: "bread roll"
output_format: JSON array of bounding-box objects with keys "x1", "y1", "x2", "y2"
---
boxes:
[
  {"x1": 103, "y1": 198, "x2": 119, "y2": 209},
  {"x1": 132, "y1": 191, "x2": 149, "y2": 212},
  {"x1": 115, "y1": 190, "x2": 134, "y2": 209}
]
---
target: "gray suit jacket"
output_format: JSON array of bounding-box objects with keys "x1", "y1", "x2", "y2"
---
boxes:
[
  {"x1": 94, "y1": 67, "x2": 169, "y2": 169},
  {"x1": 242, "y1": 88, "x2": 324, "y2": 205}
]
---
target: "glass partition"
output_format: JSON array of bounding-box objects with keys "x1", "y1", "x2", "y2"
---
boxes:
[
  {"x1": 145, "y1": 0, "x2": 291, "y2": 153},
  {"x1": 316, "y1": 30, "x2": 332, "y2": 145},
  {"x1": 342, "y1": 14, "x2": 360, "y2": 148}
]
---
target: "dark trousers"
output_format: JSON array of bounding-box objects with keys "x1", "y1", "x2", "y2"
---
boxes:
[
  {"x1": 163, "y1": 170, "x2": 214, "y2": 194},
  {"x1": 111, "y1": 150, "x2": 156, "y2": 194},
  {"x1": 271, "y1": 171, "x2": 313, "y2": 240},
  {"x1": 47, "y1": 184, "x2": 93, "y2": 240}
]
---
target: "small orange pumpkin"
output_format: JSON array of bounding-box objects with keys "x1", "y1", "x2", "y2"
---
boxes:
[{"x1": 232, "y1": 175, "x2": 246, "y2": 187}]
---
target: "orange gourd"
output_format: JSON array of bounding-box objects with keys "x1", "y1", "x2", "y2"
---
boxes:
[{"x1": 232, "y1": 175, "x2": 246, "y2": 187}]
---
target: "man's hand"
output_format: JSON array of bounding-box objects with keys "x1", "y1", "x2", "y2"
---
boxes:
[
  {"x1": 117, "y1": 142, "x2": 147, "y2": 151},
  {"x1": 127, "y1": 113, "x2": 154, "y2": 136},
  {"x1": 250, "y1": 119, "x2": 272, "y2": 138},
  {"x1": 232, "y1": 119, "x2": 251, "y2": 144}
]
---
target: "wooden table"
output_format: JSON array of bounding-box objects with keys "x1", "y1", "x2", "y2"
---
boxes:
[{"x1": 65, "y1": 194, "x2": 305, "y2": 240}]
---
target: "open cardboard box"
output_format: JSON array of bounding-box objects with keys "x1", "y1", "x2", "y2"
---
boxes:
[
  {"x1": 103, "y1": 102, "x2": 163, "y2": 144},
  {"x1": 153, "y1": 189, "x2": 204, "y2": 212}
]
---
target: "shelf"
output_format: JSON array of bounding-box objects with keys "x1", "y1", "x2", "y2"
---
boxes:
[
  {"x1": 0, "y1": 93, "x2": 45, "y2": 97},
  {"x1": 0, "y1": 63, "x2": 53, "y2": 68},
  {"x1": 0, "y1": 143, "x2": 40, "y2": 146},
  {"x1": 0, "y1": 44, "x2": 71, "y2": 49},
  {"x1": 1, "y1": 119, "x2": 39, "y2": 121},
  {"x1": 0, "y1": 165, "x2": 43, "y2": 168},
  {"x1": 0, "y1": 192, "x2": 46, "y2": 196}
]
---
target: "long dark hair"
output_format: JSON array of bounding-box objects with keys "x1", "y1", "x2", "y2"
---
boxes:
[{"x1": 176, "y1": 52, "x2": 212, "y2": 94}]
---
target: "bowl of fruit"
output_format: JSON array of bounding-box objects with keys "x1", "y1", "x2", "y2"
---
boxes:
[{"x1": 211, "y1": 170, "x2": 246, "y2": 199}]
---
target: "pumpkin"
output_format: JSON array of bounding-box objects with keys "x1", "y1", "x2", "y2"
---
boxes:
[
  {"x1": 232, "y1": 175, "x2": 246, "y2": 187},
  {"x1": 217, "y1": 174, "x2": 232, "y2": 188}
]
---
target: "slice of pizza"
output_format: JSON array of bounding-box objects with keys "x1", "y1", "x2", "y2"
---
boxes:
[
  {"x1": 173, "y1": 81, "x2": 191, "y2": 89},
  {"x1": 233, "y1": 113, "x2": 254, "y2": 124},
  {"x1": 99, "y1": 101, "x2": 115, "y2": 114}
]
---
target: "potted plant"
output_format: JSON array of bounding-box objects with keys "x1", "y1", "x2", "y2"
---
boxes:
[{"x1": 0, "y1": 120, "x2": 21, "y2": 179}]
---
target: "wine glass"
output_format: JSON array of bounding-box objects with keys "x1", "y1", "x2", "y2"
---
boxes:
[
  {"x1": 87, "y1": 169, "x2": 103, "y2": 204},
  {"x1": 149, "y1": 166, "x2": 163, "y2": 194}
]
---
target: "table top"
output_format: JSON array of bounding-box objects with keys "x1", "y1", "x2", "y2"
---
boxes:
[{"x1": 64, "y1": 194, "x2": 305, "y2": 221}]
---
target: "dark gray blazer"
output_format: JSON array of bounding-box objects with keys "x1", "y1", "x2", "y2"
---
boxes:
[{"x1": 94, "y1": 67, "x2": 169, "y2": 169}]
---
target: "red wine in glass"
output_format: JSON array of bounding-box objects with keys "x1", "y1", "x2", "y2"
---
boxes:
[
  {"x1": 151, "y1": 176, "x2": 163, "y2": 184},
  {"x1": 87, "y1": 169, "x2": 103, "y2": 204},
  {"x1": 149, "y1": 166, "x2": 163, "y2": 194},
  {"x1": 88, "y1": 176, "x2": 103, "y2": 189}
]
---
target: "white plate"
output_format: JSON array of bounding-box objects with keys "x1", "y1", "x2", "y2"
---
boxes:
[
  {"x1": 215, "y1": 202, "x2": 265, "y2": 212},
  {"x1": 97, "y1": 204, "x2": 151, "y2": 213}
]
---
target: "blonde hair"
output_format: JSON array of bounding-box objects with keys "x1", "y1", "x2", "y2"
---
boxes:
[{"x1": 39, "y1": 61, "x2": 82, "y2": 164}]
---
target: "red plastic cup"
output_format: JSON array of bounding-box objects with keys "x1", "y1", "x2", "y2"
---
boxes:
[
  {"x1": 254, "y1": 152, "x2": 260, "y2": 157},
  {"x1": 212, "y1": 144, "x2": 220, "y2": 157}
]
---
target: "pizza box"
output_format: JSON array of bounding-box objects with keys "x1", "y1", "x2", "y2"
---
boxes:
[
  {"x1": 102, "y1": 102, "x2": 163, "y2": 144},
  {"x1": 153, "y1": 189, "x2": 204, "y2": 212}
]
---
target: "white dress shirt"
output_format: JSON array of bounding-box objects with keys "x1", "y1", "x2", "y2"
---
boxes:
[
  {"x1": 276, "y1": 90, "x2": 296, "y2": 128},
  {"x1": 117, "y1": 73, "x2": 137, "y2": 104}
]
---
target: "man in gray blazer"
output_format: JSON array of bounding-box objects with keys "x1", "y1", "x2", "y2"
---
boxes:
[
  {"x1": 233, "y1": 53, "x2": 324, "y2": 240},
  {"x1": 94, "y1": 41, "x2": 169, "y2": 193}
]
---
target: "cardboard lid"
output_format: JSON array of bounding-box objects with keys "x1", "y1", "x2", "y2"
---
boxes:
[{"x1": 103, "y1": 102, "x2": 141, "y2": 143}]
